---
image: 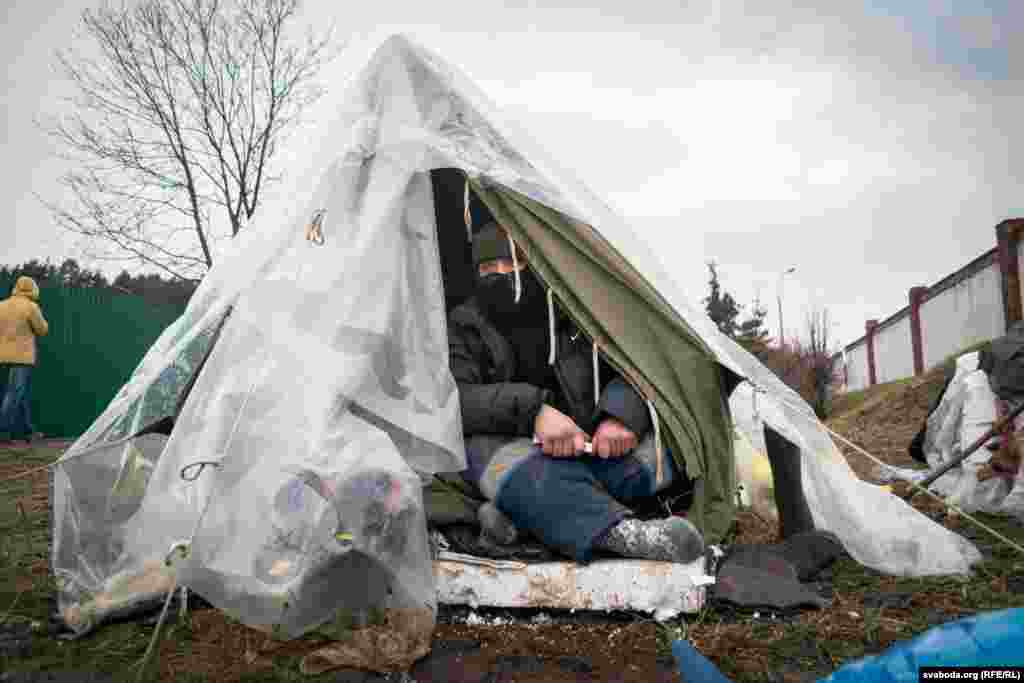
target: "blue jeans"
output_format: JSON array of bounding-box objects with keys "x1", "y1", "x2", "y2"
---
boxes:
[
  {"x1": 0, "y1": 365, "x2": 34, "y2": 440},
  {"x1": 462, "y1": 435, "x2": 679, "y2": 562}
]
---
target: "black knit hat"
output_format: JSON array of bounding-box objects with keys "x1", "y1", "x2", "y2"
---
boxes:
[{"x1": 471, "y1": 221, "x2": 515, "y2": 267}]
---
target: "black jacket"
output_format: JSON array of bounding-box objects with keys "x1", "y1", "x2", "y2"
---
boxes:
[{"x1": 447, "y1": 299, "x2": 651, "y2": 439}]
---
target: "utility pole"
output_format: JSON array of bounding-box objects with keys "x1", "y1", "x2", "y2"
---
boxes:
[{"x1": 777, "y1": 267, "x2": 796, "y2": 346}]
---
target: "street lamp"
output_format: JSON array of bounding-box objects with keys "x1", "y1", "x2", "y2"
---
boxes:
[{"x1": 777, "y1": 267, "x2": 796, "y2": 346}]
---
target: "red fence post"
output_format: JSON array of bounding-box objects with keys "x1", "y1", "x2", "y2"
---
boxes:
[
  {"x1": 909, "y1": 286, "x2": 928, "y2": 375},
  {"x1": 865, "y1": 319, "x2": 879, "y2": 387},
  {"x1": 996, "y1": 219, "x2": 1024, "y2": 330}
]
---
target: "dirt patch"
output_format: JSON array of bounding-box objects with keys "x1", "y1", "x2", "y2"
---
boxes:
[
  {"x1": 828, "y1": 367, "x2": 947, "y2": 480},
  {"x1": 432, "y1": 622, "x2": 676, "y2": 682},
  {"x1": 732, "y1": 509, "x2": 780, "y2": 546},
  {"x1": 156, "y1": 609, "x2": 324, "y2": 680},
  {"x1": 149, "y1": 608, "x2": 678, "y2": 682},
  {"x1": 0, "y1": 461, "x2": 50, "y2": 516}
]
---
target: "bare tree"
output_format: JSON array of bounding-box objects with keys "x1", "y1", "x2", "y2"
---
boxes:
[
  {"x1": 805, "y1": 308, "x2": 838, "y2": 418},
  {"x1": 38, "y1": 0, "x2": 338, "y2": 281}
]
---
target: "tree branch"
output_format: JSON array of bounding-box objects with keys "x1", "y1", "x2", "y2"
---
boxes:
[{"x1": 41, "y1": 0, "x2": 337, "y2": 277}]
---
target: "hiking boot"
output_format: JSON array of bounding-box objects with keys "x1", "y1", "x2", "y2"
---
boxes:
[
  {"x1": 595, "y1": 516, "x2": 705, "y2": 564},
  {"x1": 478, "y1": 502, "x2": 519, "y2": 546}
]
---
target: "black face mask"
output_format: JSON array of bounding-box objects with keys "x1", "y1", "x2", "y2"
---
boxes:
[{"x1": 476, "y1": 267, "x2": 547, "y2": 326}]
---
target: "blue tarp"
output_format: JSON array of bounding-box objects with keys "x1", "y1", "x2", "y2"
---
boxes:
[
  {"x1": 670, "y1": 608, "x2": 1024, "y2": 683},
  {"x1": 820, "y1": 608, "x2": 1024, "y2": 681}
]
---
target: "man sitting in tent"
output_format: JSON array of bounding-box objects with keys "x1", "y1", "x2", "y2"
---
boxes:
[{"x1": 444, "y1": 221, "x2": 705, "y2": 564}]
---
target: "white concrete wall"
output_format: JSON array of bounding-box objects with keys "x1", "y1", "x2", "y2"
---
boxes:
[
  {"x1": 919, "y1": 262, "x2": 1005, "y2": 371},
  {"x1": 844, "y1": 343, "x2": 870, "y2": 393},
  {"x1": 873, "y1": 315, "x2": 914, "y2": 384}
]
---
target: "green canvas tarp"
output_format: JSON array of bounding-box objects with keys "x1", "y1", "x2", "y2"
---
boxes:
[{"x1": 470, "y1": 182, "x2": 737, "y2": 543}]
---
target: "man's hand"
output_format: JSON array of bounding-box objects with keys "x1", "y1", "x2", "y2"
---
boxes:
[
  {"x1": 534, "y1": 404, "x2": 589, "y2": 457},
  {"x1": 593, "y1": 417, "x2": 638, "y2": 459}
]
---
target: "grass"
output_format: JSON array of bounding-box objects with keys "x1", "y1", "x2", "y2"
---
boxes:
[
  {"x1": 0, "y1": 442, "x2": 405, "y2": 682},
  {"x1": 0, "y1": 444, "x2": 149, "y2": 679}
]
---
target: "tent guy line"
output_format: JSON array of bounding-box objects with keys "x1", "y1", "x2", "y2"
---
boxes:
[{"x1": 754, "y1": 382, "x2": 1024, "y2": 559}]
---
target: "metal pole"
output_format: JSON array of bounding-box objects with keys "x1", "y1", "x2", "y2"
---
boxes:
[
  {"x1": 777, "y1": 267, "x2": 795, "y2": 346},
  {"x1": 777, "y1": 292, "x2": 784, "y2": 347}
]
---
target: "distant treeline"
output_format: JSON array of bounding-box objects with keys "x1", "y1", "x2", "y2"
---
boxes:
[{"x1": 0, "y1": 259, "x2": 197, "y2": 309}]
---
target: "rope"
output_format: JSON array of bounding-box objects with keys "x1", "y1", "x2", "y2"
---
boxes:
[
  {"x1": 507, "y1": 233, "x2": 521, "y2": 304},
  {"x1": 648, "y1": 400, "x2": 664, "y2": 488},
  {"x1": 593, "y1": 342, "x2": 600, "y2": 408},
  {"x1": 547, "y1": 289, "x2": 557, "y2": 366},
  {"x1": 135, "y1": 573, "x2": 180, "y2": 682},
  {"x1": 0, "y1": 430, "x2": 150, "y2": 486},
  {"x1": 0, "y1": 460, "x2": 59, "y2": 486},
  {"x1": 752, "y1": 381, "x2": 1024, "y2": 559},
  {"x1": 180, "y1": 461, "x2": 222, "y2": 482},
  {"x1": 305, "y1": 210, "x2": 325, "y2": 245},
  {"x1": 463, "y1": 179, "x2": 473, "y2": 243},
  {"x1": 134, "y1": 359, "x2": 265, "y2": 680},
  {"x1": 179, "y1": 586, "x2": 189, "y2": 622}
]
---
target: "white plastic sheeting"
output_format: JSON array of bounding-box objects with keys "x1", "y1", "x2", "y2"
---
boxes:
[
  {"x1": 943, "y1": 371, "x2": 1008, "y2": 514},
  {"x1": 729, "y1": 379, "x2": 979, "y2": 576},
  {"x1": 923, "y1": 353, "x2": 984, "y2": 472},
  {"x1": 729, "y1": 391, "x2": 777, "y2": 524},
  {"x1": 884, "y1": 352, "x2": 1024, "y2": 520},
  {"x1": 52, "y1": 34, "x2": 983, "y2": 640}
]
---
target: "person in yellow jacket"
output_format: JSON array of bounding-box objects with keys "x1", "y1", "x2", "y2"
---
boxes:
[{"x1": 0, "y1": 276, "x2": 49, "y2": 448}]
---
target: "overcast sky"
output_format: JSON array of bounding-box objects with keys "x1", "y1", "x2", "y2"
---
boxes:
[{"x1": 3, "y1": 0, "x2": 1022, "y2": 351}]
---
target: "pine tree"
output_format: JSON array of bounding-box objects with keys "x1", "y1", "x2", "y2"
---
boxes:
[
  {"x1": 703, "y1": 262, "x2": 742, "y2": 337},
  {"x1": 736, "y1": 298, "x2": 771, "y2": 355}
]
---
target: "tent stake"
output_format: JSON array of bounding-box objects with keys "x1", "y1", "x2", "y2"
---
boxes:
[{"x1": 905, "y1": 399, "x2": 1024, "y2": 500}]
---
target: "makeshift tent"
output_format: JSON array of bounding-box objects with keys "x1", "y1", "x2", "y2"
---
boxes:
[{"x1": 50, "y1": 32, "x2": 981, "y2": 667}]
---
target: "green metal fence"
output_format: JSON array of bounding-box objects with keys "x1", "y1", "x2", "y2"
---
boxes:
[{"x1": 0, "y1": 277, "x2": 186, "y2": 438}]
